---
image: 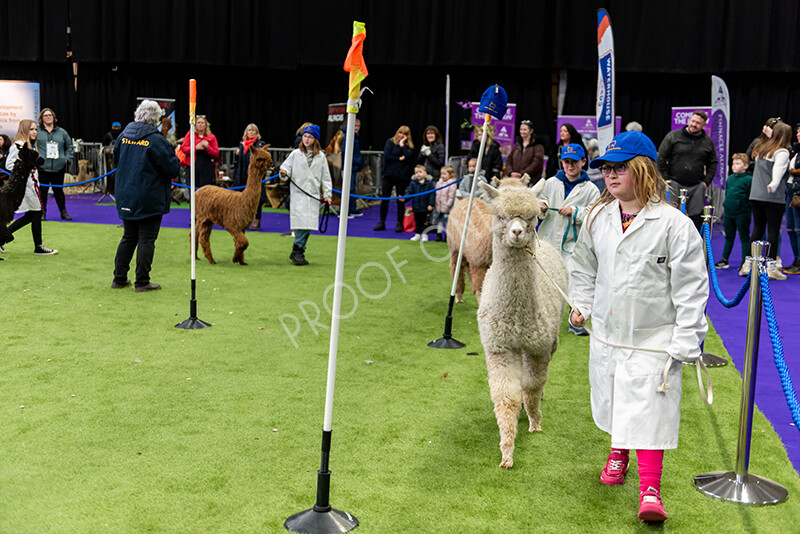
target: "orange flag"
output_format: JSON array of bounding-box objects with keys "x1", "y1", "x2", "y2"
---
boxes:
[{"x1": 343, "y1": 22, "x2": 367, "y2": 113}]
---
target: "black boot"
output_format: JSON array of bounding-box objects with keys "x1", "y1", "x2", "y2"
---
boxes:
[
  {"x1": 373, "y1": 221, "x2": 385, "y2": 231},
  {"x1": 60, "y1": 209, "x2": 72, "y2": 221},
  {"x1": 289, "y1": 244, "x2": 309, "y2": 266}
]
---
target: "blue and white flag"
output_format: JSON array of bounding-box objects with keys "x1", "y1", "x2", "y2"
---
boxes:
[{"x1": 596, "y1": 9, "x2": 615, "y2": 155}]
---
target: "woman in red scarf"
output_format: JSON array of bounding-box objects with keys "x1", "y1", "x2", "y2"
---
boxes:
[
  {"x1": 180, "y1": 115, "x2": 220, "y2": 188},
  {"x1": 233, "y1": 123, "x2": 269, "y2": 229}
]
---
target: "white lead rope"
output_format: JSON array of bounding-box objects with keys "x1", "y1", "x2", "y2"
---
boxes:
[{"x1": 525, "y1": 241, "x2": 712, "y2": 405}]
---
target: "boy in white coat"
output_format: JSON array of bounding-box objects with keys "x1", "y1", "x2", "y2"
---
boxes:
[
  {"x1": 279, "y1": 124, "x2": 332, "y2": 265},
  {"x1": 569, "y1": 131, "x2": 708, "y2": 523},
  {"x1": 538, "y1": 143, "x2": 600, "y2": 259}
]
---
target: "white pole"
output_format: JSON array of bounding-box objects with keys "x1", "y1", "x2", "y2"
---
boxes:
[
  {"x1": 449, "y1": 115, "x2": 489, "y2": 298},
  {"x1": 445, "y1": 74, "x2": 450, "y2": 163},
  {"x1": 189, "y1": 107, "x2": 196, "y2": 281},
  {"x1": 322, "y1": 111, "x2": 356, "y2": 432}
]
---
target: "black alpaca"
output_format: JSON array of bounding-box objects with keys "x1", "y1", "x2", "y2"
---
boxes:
[{"x1": 1, "y1": 143, "x2": 42, "y2": 246}]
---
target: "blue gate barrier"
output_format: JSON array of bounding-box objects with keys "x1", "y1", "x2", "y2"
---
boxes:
[
  {"x1": 759, "y1": 272, "x2": 800, "y2": 430},
  {"x1": 703, "y1": 223, "x2": 750, "y2": 308}
]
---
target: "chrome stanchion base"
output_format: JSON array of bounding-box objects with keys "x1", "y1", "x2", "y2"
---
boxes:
[
  {"x1": 694, "y1": 471, "x2": 788, "y2": 505},
  {"x1": 700, "y1": 351, "x2": 728, "y2": 367}
]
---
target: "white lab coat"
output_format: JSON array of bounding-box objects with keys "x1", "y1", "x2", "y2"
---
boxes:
[
  {"x1": 5, "y1": 143, "x2": 42, "y2": 213},
  {"x1": 569, "y1": 200, "x2": 708, "y2": 449},
  {"x1": 280, "y1": 149, "x2": 333, "y2": 231},
  {"x1": 537, "y1": 175, "x2": 600, "y2": 259}
]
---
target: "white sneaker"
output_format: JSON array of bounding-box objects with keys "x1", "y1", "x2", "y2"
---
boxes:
[
  {"x1": 776, "y1": 257, "x2": 783, "y2": 270},
  {"x1": 739, "y1": 257, "x2": 752, "y2": 277},
  {"x1": 410, "y1": 233, "x2": 421, "y2": 241},
  {"x1": 767, "y1": 260, "x2": 787, "y2": 280},
  {"x1": 421, "y1": 233, "x2": 428, "y2": 242},
  {"x1": 0, "y1": 244, "x2": 4, "y2": 254}
]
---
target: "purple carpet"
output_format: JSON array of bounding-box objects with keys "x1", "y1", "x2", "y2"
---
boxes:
[{"x1": 36, "y1": 195, "x2": 800, "y2": 474}]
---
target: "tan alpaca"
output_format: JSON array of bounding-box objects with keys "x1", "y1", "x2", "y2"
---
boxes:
[
  {"x1": 476, "y1": 176, "x2": 567, "y2": 469},
  {"x1": 195, "y1": 145, "x2": 272, "y2": 265}
]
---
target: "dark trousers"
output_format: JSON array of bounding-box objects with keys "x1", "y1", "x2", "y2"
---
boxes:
[
  {"x1": 413, "y1": 211, "x2": 428, "y2": 234},
  {"x1": 749, "y1": 200, "x2": 784, "y2": 260},
  {"x1": 379, "y1": 177, "x2": 409, "y2": 224},
  {"x1": 721, "y1": 212, "x2": 751, "y2": 265},
  {"x1": 348, "y1": 170, "x2": 359, "y2": 214},
  {"x1": 39, "y1": 169, "x2": 67, "y2": 213},
  {"x1": 113, "y1": 215, "x2": 163, "y2": 287},
  {"x1": 7, "y1": 211, "x2": 43, "y2": 247}
]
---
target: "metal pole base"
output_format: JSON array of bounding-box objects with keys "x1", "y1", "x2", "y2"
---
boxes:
[
  {"x1": 428, "y1": 335, "x2": 466, "y2": 349},
  {"x1": 700, "y1": 351, "x2": 728, "y2": 367},
  {"x1": 284, "y1": 507, "x2": 358, "y2": 533},
  {"x1": 694, "y1": 471, "x2": 788, "y2": 505},
  {"x1": 175, "y1": 317, "x2": 211, "y2": 329}
]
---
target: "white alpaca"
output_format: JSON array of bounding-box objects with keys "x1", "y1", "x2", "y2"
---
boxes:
[
  {"x1": 476, "y1": 177, "x2": 568, "y2": 468},
  {"x1": 446, "y1": 175, "x2": 531, "y2": 304}
]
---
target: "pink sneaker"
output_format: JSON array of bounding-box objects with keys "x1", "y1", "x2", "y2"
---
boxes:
[
  {"x1": 600, "y1": 450, "x2": 629, "y2": 485},
  {"x1": 638, "y1": 487, "x2": 668, "y2": 522}
]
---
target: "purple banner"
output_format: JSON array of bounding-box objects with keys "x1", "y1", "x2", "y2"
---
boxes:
[
  {"x1": 670, "y1": 107, "x2": 712, "y2": 135},
  {"x1": 556, "y1": 115, "x2": 623, "y2": 146},
  {"x1": 460, "y1": 102, "x2": 516, "y2": 162}
]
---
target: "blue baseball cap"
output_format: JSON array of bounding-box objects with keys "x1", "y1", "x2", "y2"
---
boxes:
[
  {"x1": 560, "y1": 143, "x2": 585, "y2": 161},
  {"x1": 112, "y1": 121, "x2": 121, "y2": 128},
  {"x1": 589, "y1": 130, "x2": 658, "y2": 168},
  {"x1": 302, "y1": 124, "x2": 320, "y2": 140}
]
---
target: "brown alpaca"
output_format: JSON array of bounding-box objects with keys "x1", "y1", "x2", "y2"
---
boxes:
[{"x1": 195, "y1": 145, "x2": 272, "y2": 265}]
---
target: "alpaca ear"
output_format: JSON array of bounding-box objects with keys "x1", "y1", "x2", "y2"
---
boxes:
[
  {"x1": 531, "y1": 177, "x2": 546, "y2": 198},
  {"x1": 479, "y1": 181, "x2": 499, "y2": 199},
  {"x1": 264, "y1": 143, "x2": 271, "y2": 149},
  {"x1": 521, "y1": 173, "x2": 531, "y2": 186},
  {"x1": 490, "y1": 176, "x2": 501, "y2": 187}
]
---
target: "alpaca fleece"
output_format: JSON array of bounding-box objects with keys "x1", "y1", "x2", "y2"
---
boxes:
[
  {"x1": 476, "y1": 177, "x2": 568, "y2": 468},
  {"x1": 446, "y1": 197, "x2": 492, "y2": 304},
  {"x1": 195, "y1": 145, "x2": 272, "y2": 265}
]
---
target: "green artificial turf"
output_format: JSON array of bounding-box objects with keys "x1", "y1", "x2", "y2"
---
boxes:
[{"x1": 1, "y1": 222, "x2": 799, "y2": 533}]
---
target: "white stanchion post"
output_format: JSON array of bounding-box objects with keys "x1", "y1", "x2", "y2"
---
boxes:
[{"x1": 699, "y1": 206, "x2": 727, "y2": 367}]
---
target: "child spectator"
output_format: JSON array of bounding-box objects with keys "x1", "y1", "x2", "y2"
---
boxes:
[
  {"x1": 456, "y1": 157, "x2": 485, "y2": 201},
  {"x1": 406, "y1": 164, "x2": 434, "y2": 241},
  {"x1": 279, "y1": 124, "x2": 332, "y2": 265},
  {"x1": 714, "y1": 154, "x2": 752, "y2": 274},
  {"x1": 569, "y1": 131, "x2": 709, "y2": 524},
  {"x1": 433, "y1": 165, "x2": 457, "y2": 241}
]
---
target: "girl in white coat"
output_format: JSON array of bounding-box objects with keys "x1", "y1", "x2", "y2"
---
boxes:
[
  {"x1": 279, "y1": 124, "x2": 332, "y2": 265},
  {"x1": 3, "y1": 119, "x2": 58, "y2": 255},
  {"x1": 569, "y1": 131, "x2": 708, "y2": 523}
]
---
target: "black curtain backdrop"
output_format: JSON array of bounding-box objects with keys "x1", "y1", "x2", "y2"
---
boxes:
[{"x1": 1, "y1": 0, "x2": 799, "y2": 157}]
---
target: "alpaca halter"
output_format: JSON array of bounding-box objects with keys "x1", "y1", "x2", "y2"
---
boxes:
[{"x1": 526, "y1": 232, "x2": 712, "y2": 405}]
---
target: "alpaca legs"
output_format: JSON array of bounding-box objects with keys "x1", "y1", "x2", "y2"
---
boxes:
[
  {"x1": 468, "y1": 264, "x2": 486, "y2": 304},
  {"x1": 522, "y1": 353, "x2": 550, "y2": 432},
  {"x1": 486, "y1": 351, "x2": 523, "y2": 468},
  {"x1": 196, "y1": 221, "x2": 215, "y2": 264},
  {"x1": 229, "y1": 229, "x2": 249, "y2": 265}
]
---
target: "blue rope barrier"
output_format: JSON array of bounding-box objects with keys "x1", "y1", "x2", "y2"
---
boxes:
[
  {"x1": 0, "y1": 166, "x2": 111, "y2": 186},
  {"x1": 759, "y1": 272, "x2": 800, "y2": 429},
  {"x1": 172, "y1": 173, "x2": 281, "y2": 190},
  {"x1": 333, "y1": 177, "x2": 463, "y2": 200},
  {"x1": 703, "y1": 223, "x2": 750, "y2": 307}
]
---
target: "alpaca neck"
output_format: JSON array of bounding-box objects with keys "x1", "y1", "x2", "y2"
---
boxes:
[
  {"x1": 491, "y1": 240, "x2": 540, "y2": 308},
  {"x1": 241, "y1": 164, "x2": 265, "y2": 201}
]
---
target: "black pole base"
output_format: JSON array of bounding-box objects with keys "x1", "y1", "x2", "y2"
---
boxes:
[
  {"x1": 428, "y1": 335, "x2": 466, "y2": 349},
  {"x1": 284, "y1": 507, "x2": 358, "y2": 533},
  {"x1": 175, "y1": 317, "x2": 212, "y2": 329}
]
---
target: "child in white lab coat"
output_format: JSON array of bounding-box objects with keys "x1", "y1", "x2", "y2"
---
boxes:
[{"x1": 568, "y1": 131, "x2": 709, "y2": 523}]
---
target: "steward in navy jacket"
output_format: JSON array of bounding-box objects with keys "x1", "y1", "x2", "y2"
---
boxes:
[{"x1": 113, "y1": 121, "x2": 180, "y2": 220}]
